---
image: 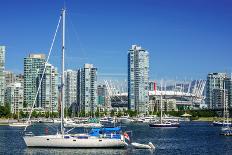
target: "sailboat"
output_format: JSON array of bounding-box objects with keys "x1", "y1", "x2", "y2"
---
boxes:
[
  {"x1": 213, "y1": 84, "x2": 232, "y2": 127},
  {"x1": 220, "y1": 81, "x2": 232, "y2": 136},
  {"x1": 149, "y1": 81, "x2": 180, "y2": 128},
  {"x1": 9, "y1": 103, "x2": 31, "y2": 127},
  {"x1": 23, "y1": 8, "x2": 128, "y2": 148}
]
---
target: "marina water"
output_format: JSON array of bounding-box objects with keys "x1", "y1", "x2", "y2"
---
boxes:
[{"x1": 1, "y1": 121, "x2": 232, "y2": 155}]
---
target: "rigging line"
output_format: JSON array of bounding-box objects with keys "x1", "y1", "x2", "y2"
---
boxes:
[
  {"x1": 24, "y1": 14, "x2": 62, "y2": 132},
  {"x1": 67, "y1": 12, "x2": 89, "y2": 64}
]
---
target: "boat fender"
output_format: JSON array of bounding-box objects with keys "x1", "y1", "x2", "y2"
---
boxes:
[{"x1": 148, "y1": 142, "x2": 155, "y2": 149}]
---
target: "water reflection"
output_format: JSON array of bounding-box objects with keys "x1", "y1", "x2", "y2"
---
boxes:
[
  {"x1": 24, "y1": 147, "x2": 155, "y2": 155},
  {"x1": 24, "y1": 148, "x2": 130, "y2": 155}
]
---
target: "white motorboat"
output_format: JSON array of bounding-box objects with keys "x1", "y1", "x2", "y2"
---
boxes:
[
  {"x1": 149, "y1": 121, "x2": 180, "y2": 128},
  {"x1": 64, "y1": 122, "x2": 103, "y2": 128},
  {"x1": 64, "y1": 118, "x2": 103, "y2": 128},
  {"x1": 143, "y1": 116, "x2": 155, "y2": 123},
  {"x1": 118, "y1": 116, "x2": 134, "y2": 124},
  {"x1": 9, "y1": 122, "x2": 31, "y2": 127},
  {"x1": 213, "y1": 121, "x2": 231, "y2": 126},
  {"x1": 23, "y1": 8, "x2": 128, "y2": 148},
  {"x1": 53, "y1": 119, "x2": 61, "y2": 124},
  {"x1": 131, "y1": 142, "x2": 155, "y2": 149}
]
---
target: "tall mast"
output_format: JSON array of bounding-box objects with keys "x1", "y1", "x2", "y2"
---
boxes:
[
  {"x1": 223, "y1": 81, "x2": 226, "y2": 124},
  {"x1": 160, "y1": 80, "x2": 163, "y2": 124},
  {"x1": 61, "y1": 8, "x2": 66, "y2": 135}
]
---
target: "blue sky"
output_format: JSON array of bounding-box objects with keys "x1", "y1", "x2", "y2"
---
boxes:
[{"x1": 0, "y1": 0, "x2": 232, "y2": 81}]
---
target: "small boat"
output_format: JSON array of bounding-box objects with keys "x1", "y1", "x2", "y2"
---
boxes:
[
  {"x1": 220, "y1": 126, "x2": 232, "y2": 136},
  {"x1": 213, "y1": 121, "x2": 231, "y2": 127},
  {"x1": 64, "y1": 118, "x2": 103, "y2": 128},
  {"x1": 38, "y1": 118, "x2": 54, "y2": 123},
  {"x1": 118, "y1": 116, "x2": 134, "y2": 124},
  {"x1": 149, "y1": 121, "x2": 180, "y2": 128},
  {"x1": 64, "y1": 122, "x2": 103, "y2": 128},
  {"x1": 100, "y1": 117, "x2": 115, "y2": 124},
  {"x1": 9, "y1": 122, "x2": 31, "y2": 127},
  {"x1": 131, "y1": 142, "x2": 155, "y2": 149}
]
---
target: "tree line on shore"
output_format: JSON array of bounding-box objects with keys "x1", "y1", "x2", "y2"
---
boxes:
[{"x1": 0, "y1": 104, "x2": 221, "y2": 119}]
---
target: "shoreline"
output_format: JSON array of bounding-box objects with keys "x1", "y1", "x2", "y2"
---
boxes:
[{"x1": 192, "y1": 117, "x2": 232, "y2": 122}]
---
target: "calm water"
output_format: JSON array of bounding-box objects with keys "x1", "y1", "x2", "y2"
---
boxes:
[{"x1": 1, "y1": 122, "x2": 232, "y2": 155}]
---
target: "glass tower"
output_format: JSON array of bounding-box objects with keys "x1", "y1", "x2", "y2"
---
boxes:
[
  {"x1": 77, "y1": 64, "x2": 97, "y2": 115},
  {"x1": 0, "y1": 46, "x2": 5, "y2": 106},
  {"x1": 64, "y1": 69, "x2": 77, "y2": 108},
  {"x1": 128, "y1": 45, "x2": 149, "y2": 113},
  {"x1": 206, "y1": 73, "x2": 227, "y2": 109},
  {"x1": 37, "y1": 63, "x2": 59, "y2": 112},
  {"x1": 24, "y1": 54, "x2": 45, "y2": 108}
]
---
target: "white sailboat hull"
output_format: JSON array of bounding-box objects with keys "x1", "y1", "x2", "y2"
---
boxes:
[{"x1": 23, "y1": 134, "x2": 128, "y2": 148}]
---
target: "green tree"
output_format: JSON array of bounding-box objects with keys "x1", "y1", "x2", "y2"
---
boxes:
[
  {"x1": 45, "y1": 111, "x2": 50, "y2": 118},
  {"x1": 19, "y1": 110, "x2": 24, "y2": 118},
  {"x1": 0, "y1": 104, "x2": 11, "y2": 118},
  {"x1": 110, "y1": 110, "x2": 115, "y2": 117},
  {"x1": 103, "y1": 109, "x2": 108, "y2": 116},
  {"x1": 117, "y1": 110, "x2": 122, "y2": 117},
  {"x1": 31, "y1": 110, "x2": 38, "y2": 118},
  {"x1": 12, "y1": 113, "x2": 18, "y2": 119},
  {"x1": 95, "y1": 108, "x2": 100, "y2": 117}
]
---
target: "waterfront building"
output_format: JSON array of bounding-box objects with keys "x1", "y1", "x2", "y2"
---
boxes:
[
  {"x1": 64, "y1": 69, "x2": 77, "y2": 109},
  {"x1": 128, "y1": 45, "x2": 149, "y2": 113},
  {"x1": 24, "y1": 54, "x2": 45, "y2": 108},
  {"x1": 225, "y1": 77, "x2": 232, "y2": 108},
  {"x1": 97, "y1": 85, "x2": 106, "y2": 106},
  {"x1": 4, "y1": 71, "x2": 15, "y2": 87},
  {"x1": 206, "y1": 73, "x2": 227, "y2": 109},
  {"x1": 0, "y1": 46, "x2": 5, "y2": 106},
  {"x1": 37, "y1": 63, "x2": 59, "y2": 112},
  {"x1": 5, "y1": 82, "x2": 23, "y2": 113},
  {"x1": 149, "y1": 96, "x2": 177, "y2": 112},
  {"x1": 212, "y1": 88, "x2": 228, "y2": 109},
  {"x1": 77, "y1": 64, "x2": 97, "y2": 114}
]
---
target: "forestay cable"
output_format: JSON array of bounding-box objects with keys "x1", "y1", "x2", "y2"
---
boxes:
[{"x1": 24, "y1": 14, "x2": 62, "y2": 132}]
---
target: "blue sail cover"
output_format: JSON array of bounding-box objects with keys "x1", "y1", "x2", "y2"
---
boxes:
[{"x1": 89, "y1": 127, "x2": 122, "y2": 139}]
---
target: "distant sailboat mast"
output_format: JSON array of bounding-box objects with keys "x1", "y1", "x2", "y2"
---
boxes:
[{"x1": 160, "y1": 80, "x2": 163, "y2": 124}]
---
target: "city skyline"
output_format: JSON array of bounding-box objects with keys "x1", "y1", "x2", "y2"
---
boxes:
[{"x1": 0, "y1": 0, "x2": 232, "y2": 81}]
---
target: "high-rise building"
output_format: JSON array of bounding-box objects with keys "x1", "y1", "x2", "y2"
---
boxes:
[
  {"x1": 128, "y1": 45, "x2": 149, "y2": 113},
  {"x1": 206, "y1": 73, "x2": 227, "y2": 109},
  {"x1": 15, "y1": 74, "x2": 24, "y2": 85},
  {"x1": 77, "y1": 64, "x2": 97, "y2": 114},
  {"x1": 5, "y1": 82, "x2": 23, "y2": 113},
  {"x1": 225, "y1": 77, "x2": 232, "y2": 108},
  {"x1": 0, "y1": 46, "x2": 5, "y2": 105},
  {"x1": 64, "y1": 69, "x2": 77, "y2": 109},
  {"x1": 4, "y1": 71, "x2": 15, "y2": 87},
  {"x1": 37, "y1": 63, "x2": 59, "y2": 112},
  {"x1": 97, "y1": 85, "x2": 106, "y2": 106},
  {"x1": 24, "y1": 54, "x2": 45, "y2": 108},
  {"x1": 212, "y1": 88, "x2": 228, "y2": 109}
]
